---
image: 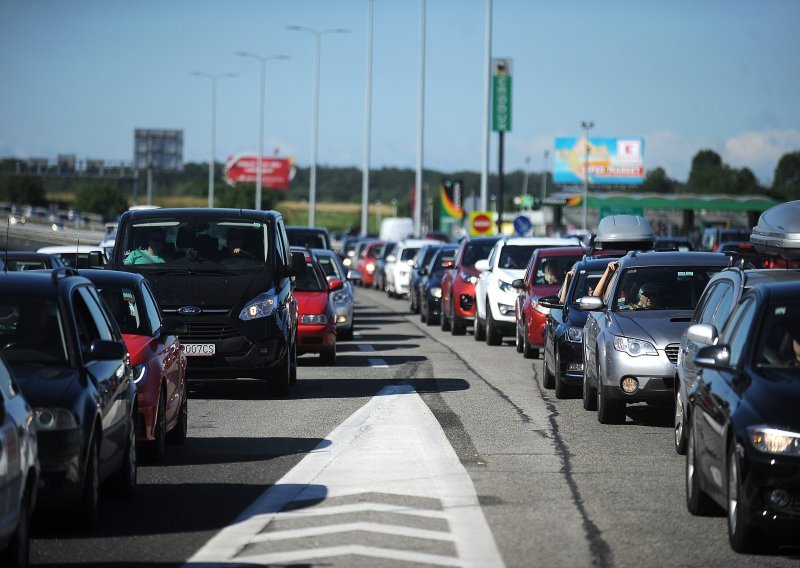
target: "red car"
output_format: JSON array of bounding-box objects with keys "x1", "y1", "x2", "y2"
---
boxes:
[
  {"x1": 440, "y1": 236, "x2": 500, "y2": 335},
  {"x1": 513, "y1": 246, "x2": 587, "y2": 359},
  {"x1": 294, "y1": 249, "x2": 342, "y2": 365},
  {"x1": 355, "y1": 240, "x2": 385, "y2": 287},
  {"x1": 81, "y1": 269, "x2": 188, "y2": 461}
]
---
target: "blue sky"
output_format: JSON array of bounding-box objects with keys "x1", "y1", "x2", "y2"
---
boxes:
[{"x1": 2, "y1": 0, "x2": 799, "y2": 186}]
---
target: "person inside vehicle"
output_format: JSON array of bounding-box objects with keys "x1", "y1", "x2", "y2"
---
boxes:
[
  {"x1": 220, "y1": 228, "x2": 253, "y2": 259},
  {"x1": 543, "y1": 262, "x2": 564, "y2": 285},
  {"x1": 124, "y1": 227, "x2": 167, "y2": 265},
  {"x1": 778, "y1": 323, "x2": 800, "y2": 367},
  {"x1": 633, "y1": 282, "x2": 664, "y2": 310},
  {"x1": 100, "y1": 288, "x2": 138, "y2": 333}
]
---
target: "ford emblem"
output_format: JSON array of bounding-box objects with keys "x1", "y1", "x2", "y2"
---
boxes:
[{"x1": 178, "y1": 306, "x2": 202, "y2": 315}]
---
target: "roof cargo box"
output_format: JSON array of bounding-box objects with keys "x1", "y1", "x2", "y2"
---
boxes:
[
  {"x1": 750, "y1": 200, "x2": 800, "y2": 260},
  {"x1": 591, "y1": 215, "x2": 654, "y2": 253}
]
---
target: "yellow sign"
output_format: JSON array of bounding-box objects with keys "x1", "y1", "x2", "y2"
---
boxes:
[{"x1": 469, "y1": 211, "x2": 495, "y2": 236}]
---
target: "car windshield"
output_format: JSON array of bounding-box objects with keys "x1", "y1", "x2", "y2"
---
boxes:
[
  {"x1": 462, "y1": 241, "x2": 496, "y2": 267},
  {"x1": 286, "y1": 229, "x2": 328, "y2": 249},
  {"x1": 613, "y1": 266, "x2": 721, "y2": 311},
  {"x1": 498, "y1": 245, "x2": 538, "y2": 270},
  {"x1": 315, "y1": 254, "x2": 344, "y2": 280},
  {"x1": 295, "y1": 259, "x2": 325, "y2": 292},
  {"x1": 97, "y1": 285, "x2": 143, "y2": 335},
  {"x1": 534, "y1": 256, "x2": 583, "y2": 286},
  {"x1": 0, "y1": 297, "x2": 69, "y2": 365},
  {"x1": 400, "y1": 247, "x2": 419, "y2": 261},
  {"x1": 119, "y1": 218, "x2": 269, "y2": 274},
  {"x1": 755, "y1": 302, "x2": 800, "y2": 371}
]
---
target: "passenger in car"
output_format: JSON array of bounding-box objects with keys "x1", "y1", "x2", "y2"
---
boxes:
[
  {"x1": 220, "y1": 228, "x2": 252, "y2": 259},
  {"x1": 633, "y1": 282, "x2": 664, "y2": 310},
  {"x1": 124, "y1": 228, "x2": 167, "y2": 265}
]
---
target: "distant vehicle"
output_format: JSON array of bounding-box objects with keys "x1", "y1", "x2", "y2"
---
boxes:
[
  {"x1": 701, "y1": 226, "x2": 752, "y2": 252},
  {"x1": 0, "y1": 269, "x2": 137, "y2": 528},
  {"x1": 80, "y1": 269, "x2": 189, "y2": 461},
  {"x1": 354, "y1": 240, "x2": 385, "y2": 288},
  {"x1": 292, "y1": 247, "x2": 340, "y2": 365},
  {"x1": 0, "y1": 251, "x2": 66, "y2": 271},
  {"x1": 385, "y1": 239, "x2": 439, "y2": 299},
  {"x1": 0, "y1": 354, "x2": 39, "y2": 568},
  {"x1": 409, "y1": 244, "x2": 442, "y2": 314},
  {"x1": 418, "y1": 244, "x2": 458, "y2": 326},
  {"x1": 653, "y1": 236, "x2": 694, "y2": 251},
  {"x1": 312, "y1": 248, "x2": 358, "y2": 341},
  {"x1": 285, "y1": 226, "x2": 332, "y2": 251},
  {"x1": 379, "y1": 217, "x2": 414, "y2": 242},
  {"x1": 373, "y1": 241, "x2": 397, "y2": 291},
  {"x1": 36, "y1": 245, "x2": 107, "y2": 269},
  {"x1": 99, "y1": 222, "x2": 118, "y2": 258}
]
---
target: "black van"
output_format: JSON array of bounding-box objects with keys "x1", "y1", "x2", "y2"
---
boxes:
[{"x1": 108, "y1": 208, "x2": 305, "y2": 395}]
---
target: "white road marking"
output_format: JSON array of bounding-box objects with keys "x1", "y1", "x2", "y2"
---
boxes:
[
  {"x1": 249, "y1": 521, "x2": 456, "y2": 542},
  {"x1": 357, "y1": 344, "x2": 375, "y2": 352},
  {"x1": 186, "y1": 384, "x2": 505, "y2": 567}
]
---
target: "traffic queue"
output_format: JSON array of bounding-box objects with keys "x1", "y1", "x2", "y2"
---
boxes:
[{"x1": 379, "y1": 200, "x2": 800, "y2": 554}]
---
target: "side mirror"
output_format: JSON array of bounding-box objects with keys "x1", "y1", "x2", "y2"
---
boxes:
[
  {"x1": 577, "y1": 296, "x2": 604, "y2": 311},
  {"x1": 694, "y1": 344, "x2": 730, "y2": 369},
  {"x1": 474, "y1": 259, "x2": 490, "y2": 272},
  {"x1": 328, "y1": 278, "x2": 344, "y2": 292},
  {"x1": 386, "y1": 254, "x2": 396, "y2": 263},
  {"x1": 441, "y1": 260, "x2": 455, "y2": 269},
  {"x1": 161, "y1": 317, "x2": 188, "y2": 336},
  {"x1": 346, "y1": 269, "x2": 362, "y2": 281},
  {"x1": 511, "y1": 278, "x2": 525, "y2": 290},
  {"x1": 86, "y1": 339, "x2": 126, "y2": 361},
  {"x1": 88, "y1": 251, "x2": 104, "y2": 267},
  {"x1": 538, "y1": 295, "x2": 562, "y2": 309},
  {"x1": 288, "y1": 251, "x2": 307, "y2": 279},
  {"x1": 686, "y1": 323, "x2": 718, "y2": 345},
  {"x1": 418, "y1": 267, "x2": 428, "y2": 276}
]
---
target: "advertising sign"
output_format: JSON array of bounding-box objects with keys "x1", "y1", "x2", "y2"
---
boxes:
[
  {"x1": 134, "y1": 129, "x2": 183, "y2": 172},
  {"x1": 553, "y1": 137, "x2": 644, "y2": 185},
  {"x1": 440, "y1": 178, "x2": 464, "y2": 238},
  {"x1": 469, "y1": 211, "x2": 495, "y2": 236},
  {"x1": 492, "y1": 58, "x2": 512, "y2": 132},
  {"x1": 224, "y1": 155, "x2": 296, "y2": 190}
]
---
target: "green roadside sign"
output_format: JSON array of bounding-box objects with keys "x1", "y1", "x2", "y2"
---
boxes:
[{"x1": 492, "y1": 58, "x2": 512, "y2": 132}]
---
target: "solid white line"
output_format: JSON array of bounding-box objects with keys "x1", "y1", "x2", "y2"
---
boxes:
[
  {"x1": 368, "y1": 357, "x2": 388, "y2": 367},
  {"x1": 358, "y1": 344, "x2": 375, "y2": 352},
  {"x1": 239, "y1": 544, "x2": 464, "y2": 567},
  {"x1": 269, "y1": 502, "x2": 448, "y2": 519},
  {"x1": 249, "y1": 521, "x2": 455, "y2": 542}
]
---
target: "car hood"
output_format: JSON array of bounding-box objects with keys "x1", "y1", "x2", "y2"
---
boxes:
[
  {"x1": 12, "y1": 365, "x2": 81, "y2": 407},
  {"x1": 739, "y1": 370, "x2": 800, "y2": 431},
  {"x1": 145, "y1": 271, "x2": 274, "y2": 310},
  {"x1": 610, "y1": 310, "x2": 694, "y2": 346},
  {"x1": 122, "y1": 333, "x2": 155, "y2": 367},
  {"x1": 494, "y1": 268, "x2": 525, "y2": 283},
  {"x1": 297, "y1": 291, "x2": 329, "y2": 316}
]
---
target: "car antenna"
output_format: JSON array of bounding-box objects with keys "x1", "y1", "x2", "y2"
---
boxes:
[{"x1": 4, "y1": 216, "x2": 9, "y2": 272}]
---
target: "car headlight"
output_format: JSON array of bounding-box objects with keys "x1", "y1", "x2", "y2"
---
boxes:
[
  {"x1": 332, "y1": 291, "x2": 348, "y2": 304},
  {"x1": 613, "y1": 336, "x2": 658, "y2": 356},
  {"x1": 343, "y1": 257, "x2": 352, "y2": 267},
  {"x1": 34, "y1": 408, "x2": 79, "y2": 432},
  {"x1": 460, "y1": 271, "x2": 478, "y2": 284},
  {"x1": 533, "y1": 300, "x2": 550, "y2": 315},
  {"x1": 498, "y1": 280, "x2": 515, "y2": 294},
  {"x1": 498, "y1": 303, "x2": 515, "y2": 316},
  {"x1": 133, "y1": 363, "x2": 147, "y2": 386},
  {"x1": 301, "y1": 314, "x2": 329, "y2": 324},
  {"x1": 748, "y1": 426, "x2": 800, "y2": 455},
  {"x1": 566, "y1": 326, "x2": 583, "y2": 343},
  {"x1": 366, "y1": 262, "x2": 375, "y2": 274},
  {"x1": 431, "y1": 287, "x2": 442, "y2": 298},
  {"x1": 240, "y1": 292, "x2": 277, "y2": 321}
]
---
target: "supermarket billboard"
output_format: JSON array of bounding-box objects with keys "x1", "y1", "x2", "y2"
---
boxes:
[{"x1": 553, "y1": 137, "x2": 644, "y2": 185}]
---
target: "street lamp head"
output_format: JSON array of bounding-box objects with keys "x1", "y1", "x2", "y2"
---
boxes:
[{"x1": 581, "y1": 120, "x2": 595, "y2": 130}]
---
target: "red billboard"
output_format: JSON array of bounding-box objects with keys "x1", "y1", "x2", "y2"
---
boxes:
[{"x1": 224, "y1": 154, "x2": 295, "y2": 190}]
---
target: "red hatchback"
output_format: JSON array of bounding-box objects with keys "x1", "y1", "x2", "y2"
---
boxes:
[
  {"x1": 513, "y1": 246, "x2": 587, "y2": 359},
  {"x1": 440, "y1": 236, "x2": 500, "y2": 335},
  {"x1": 81, "y1": 269, "x2": 189, "y2": 461},
  {"x1": 355, "y1": 240, "x2": 385, "y2": 287},
  {"x1": 294, "y1": 249, "x2": 342, "y2": 365}
]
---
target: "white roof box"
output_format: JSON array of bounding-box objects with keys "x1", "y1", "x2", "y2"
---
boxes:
[
  {"x1": 591, "y1": 215, "x2": 654, "y2": 253},
  {"x1": 750, "y1": 200, "x2": 800, "y2": 260}
]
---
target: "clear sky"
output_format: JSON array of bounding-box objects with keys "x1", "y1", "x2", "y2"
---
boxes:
[{"x1": 2, "y1": 0, "x2": 799, "y2": 186}]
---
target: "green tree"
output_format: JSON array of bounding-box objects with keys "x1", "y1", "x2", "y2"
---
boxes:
[
  {"x1": 686, "y1": 149, "x2": 735, "y2": 194},
  {"x1": 641, "y1": 167, "x2": 675, "y2": 193},
  {"x1": 215, "y1": 182, "x2": 279, "y2": 210},
  {"x1": 74, "y1": 182, "x2": 129, "y2": 220},
  {"x1": 732, "y1": 167, "x2": 763, "y2": 195},
  {"x1": 0, "y1": 176, "x2": 47, "y2": 205},
  {"x1": 772, "y1": 151, "x2": 800, "y2": 201}
]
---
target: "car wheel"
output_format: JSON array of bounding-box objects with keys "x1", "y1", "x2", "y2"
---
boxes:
[
  {"x1": 522, "y1": 321, "x2": 537, "y2": 359},
  {"x1": 685, "y1": 415, "x2": 716, "y2": 516},
  {"x1": 266, "y1": 344, "x2": 292, "y2": 397},
  {"x1": 728, "y1": 440, "x2": 759, "y2": 552},
  {"x1": 674, "y1": 385, "x2": 688, "y2": 455},
  {"x1": 440, "y1": 301, "x2": 451, "y2": 332},
  {"x1": 410, "y1": 293, "x2": 419, "y2": 313},
  {"x1": 597, "y1": 382, "x2": 625, "y2": 424},
  {"x1": 145, "y1": 389, "x2": 167, "y2": 461},
  {"x1": 339, "y1": 326, "x2": 354, "y2": 341},
  {"x1": 2, "y1": 486, "x2": 30, "y2": 568},
  {"x1": 451, "y1": 314, "x2": 466, "y2": 335},
  {"x1": 582, "y1": 350, "x2": 597, "y2": 410},
  {"x1": 485, "y1": 304, "x2": 503, "y2": 346},
  {"x1": 515, "y1": 324, "x2": 524, "y2": 353},
  {"x1": 474, "y1": 315, "x2": 486, "y2": 341},
  {"x1": 320, "y1": 345, "x2": 336, "y2": 365},
  {"x1": 542, "y1": 355, "x2": 555, "y2": 389},
  {"x1": 110, "y1": 412, "x2": 137, "y2": 496},
  {"x1": 167, "y1": 382, "x2": 188, "y2": 445},
  {"x1": 73, "y1": 438, "x2": 99, "y2": 529},
  {"x1": 554, "y1": 350, "x2": 569, "y2": 399}
]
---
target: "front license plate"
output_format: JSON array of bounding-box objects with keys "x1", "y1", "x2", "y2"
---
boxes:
[{"x1": 183, "y1": 344, "x2": 216, "y2": 357}]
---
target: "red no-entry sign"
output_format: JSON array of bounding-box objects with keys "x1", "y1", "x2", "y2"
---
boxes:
[{"x1": 470, "y1": 212, "x2": 494, "y2": 236}]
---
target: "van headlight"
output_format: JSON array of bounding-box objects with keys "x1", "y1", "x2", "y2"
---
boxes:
[
  {"x1": 240, "y1": 292, "x2": 277, "y2": 320},
  {"x1": 749, "y1": 426, "x2": 800, "y2": 455}
]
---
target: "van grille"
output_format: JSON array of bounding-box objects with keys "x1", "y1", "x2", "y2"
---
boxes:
[
  {"x1": 182, "y1": 323, "x2": 239, "y2": 341},
  {"x1": 665, "y1": 344, "x2": 680, "y2": 365}
]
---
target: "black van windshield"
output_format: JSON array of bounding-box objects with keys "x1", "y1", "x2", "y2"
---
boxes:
[{"x1": 119, "y1": 218, "x2": 270, "y2": 273}]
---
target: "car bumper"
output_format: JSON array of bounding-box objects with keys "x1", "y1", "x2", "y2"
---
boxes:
[
  {"x1": 333, "y1": 302, "x2": 354, "y2": 331},
  {"x1": 601, "y1": 351, "x2": 676, "y2": 402},
  {"x1": 297, "y1": 324, "x2": 336, "y2": 354},
  {"x1": 36, "y1": 431, "x2": 83, "y2": 507},
  {"x1": 556, "y1": 338, "x2": 585, "y2": 383},
  {"x1": 526, "y1": 311, "x2": 547, "y2": 348},
  {"x1": 451, "y1": 281, "x2": 476, "y2": 319},
  {"x1": 739, "y1": 449, "x2": 800, "y2": 534}
]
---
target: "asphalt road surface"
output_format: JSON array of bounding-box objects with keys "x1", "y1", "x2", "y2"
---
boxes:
[{"x1": 30, "y1": 287, "x2": 800, "y2": 567}]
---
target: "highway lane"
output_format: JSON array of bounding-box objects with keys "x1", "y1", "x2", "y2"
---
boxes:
[{"x1": 30, "y1": 287, "x2": 799, "y2": 567}]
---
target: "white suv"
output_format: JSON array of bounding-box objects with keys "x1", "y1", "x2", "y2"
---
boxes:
[
  {"x1": 385, "y1": 239, "x2": 438, "y2": 298},
  {"x1": 475, "y1": 237, "x2": 578, "y2": 345}
]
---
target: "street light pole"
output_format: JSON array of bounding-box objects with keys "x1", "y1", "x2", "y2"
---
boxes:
[
  {"x1": 235, "y1": 52, "x2": 289, "y2": 210},
  {"x1": 361, "y1": 0, "x2": 374, "y2": 236},
  {"x1": 191, "y1": 71, "x2": 236, "y2": 208},
  {"x1": 287, "y1": 25, "x2": 350, "y2": 227},
  {"x1": 581, "y1": 120, "x2": 594, "y2": 231},
  {"x1": 521, "y1": 155, "x2": 530, "y2": 211},
  {"x1": 541, "y1": 149, "x2": 549, "y2": 204}
]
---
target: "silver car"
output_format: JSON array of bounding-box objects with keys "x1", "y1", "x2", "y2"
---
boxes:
[
  {"x1": 580, "y1": 251, "x2": 728, "y2": 424},
  {"x1": 312, "y1": 248, "x2": 359, "y2": 340}
]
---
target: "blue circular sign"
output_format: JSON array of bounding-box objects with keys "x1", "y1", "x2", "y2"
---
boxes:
[{"x1": 513, "y1": 215, "x2": 533, "y2": 235}]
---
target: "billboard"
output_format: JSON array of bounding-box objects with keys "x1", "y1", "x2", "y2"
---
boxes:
[
  {"x1": 553, "y1": 137, "x2": 644, "y2": 185},
  {"x1": 134, "y1": 129, "x2": 183, "y2": 172},
  {"x1": 224, "y1": 155, "x2": 296, "y2": 190}
]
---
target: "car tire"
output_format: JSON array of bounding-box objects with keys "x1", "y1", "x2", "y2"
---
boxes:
[
  {"x1": 582, "y1": 361, "x2": 597, "y2": 411},
  {"x1": 320, "y1": 345, "x2": 336, "y2": 366},
  {"x1": 339, "y1": 327, "x2": 354, "y2": 341},
  {"x1": 515, "y1": 324, "x2": 524, "y2": 353},
  {"x1": 2, "y1": 485, "x2": 30, "y2": 568},
  {"x1": 685, "y1": 416, "x2": 716, "y2": 516},
  {"x1": 267, "y1": 345, "x2": 292, "y2": 397},
  {"x1": 420, "y1": 301, "x2": 427, "y2": 322},
  {"x1": 474, "y1": 316, "x2": 486, "y2": 341},
  {"x1": 485, "y1": 305, "x2": 502, "y2": 346},
  {"x1": 74, "y1": 437, "x2": 100, "y2": 529},
  {"x1": 440, "y1": 301, "x2": 451, "y2": 332},
  {"x1": 597, "y1": 383, "x2": 625, "y2": 424},
  {"x1": 554, "y1": 351, "x2": 569, "y2": 399},
  {"x1": 145, "y1": 389, "x2": 167, "y2": 461},
  {"x1": 542, "y1": 356, "x2": 555, "y2": 389},
  {"x1": 522, "y1": 321, "x2": 537, "y2": 359},
  {"x1": 674, "y1": 385, "x2": 688, "y2": 455},
  {"x1": 451, "y1": 315, "x2": 466, "y2": 336},
  {"x1": 110, "y1": 412, "x2": 137, "y2": 496},
  {"x1": 727, "y1": 439, "x2": 759, "y2": 552},
  {"x1": 167, "y1": 382, "x2": 188, "y2": 445}
]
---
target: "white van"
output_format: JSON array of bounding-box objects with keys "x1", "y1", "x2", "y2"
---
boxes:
[{"x1": 379, "y1": 217, "x2": 414, "y2": 242}]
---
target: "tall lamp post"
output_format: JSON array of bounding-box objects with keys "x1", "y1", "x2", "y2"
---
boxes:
[
  {"x1": 541, "y1": 149, "x2": 549, "y2": 204},
  {"x1": 235, "y1": 51, "x2": 289, "y2": 210},
  {"x1": 191, "y1": 71, "x2": 236, "y2": 208},
  {"x1": 361, "y1": 0, "x2": 374, "y2": 236},
  {"x1": 521, "y1": 155, "x2": 530, "y2": 211},
  {"x1": 581, "y1": 120, "x2": 594, "y2": 231},
  {"x1": 287, "y1": 25, "x2": 350, "y2": 227}
]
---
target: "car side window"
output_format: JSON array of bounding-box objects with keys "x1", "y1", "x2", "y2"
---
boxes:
[
  {"x1": 142, "y1": 283, "x2": 163, "y2": 335},
  {"x1": 722, "y1": 297, "x2": 757, "y2": 367},
  {"x1": 72, "y1": 289, "x2": 103, "y2": 352},
  {"x1": 0, "y1": 358, "x2": 15, "y2": 398},
  {"x1": 708, "y1": 282, "x2": 735, "y2": 328},
  {"x1": 275, "y1": 221, "x2": 289, "y2": 269},
  {"x1": 78, "y1": 287, "x2": 118, "y2": 342}
]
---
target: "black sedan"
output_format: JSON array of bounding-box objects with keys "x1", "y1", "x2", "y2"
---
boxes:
[
  {"x1": 0, "y1": 251, "x2": 66, "y2": 271},
  {"x1": 541, "y1": 257, "x2": 617, "y2": 398},
  {"x1": 419, "y1": 244, "x2": 458, "y2": 326},
  {"x1": 685, "y1": 278, "x2": 800, "y2": 552},
  {"x1": 0, "y1": 269, "x2": 137, "y2": 528}
]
